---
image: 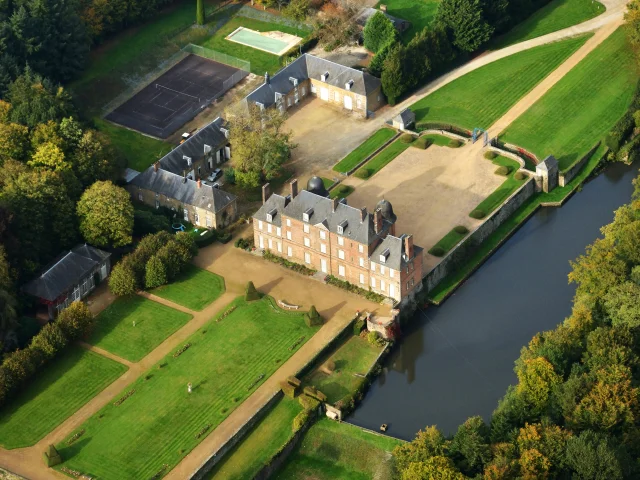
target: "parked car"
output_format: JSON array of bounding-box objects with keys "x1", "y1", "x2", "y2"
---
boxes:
[{"x1": 207, "y1": 169, "x2": 222, "y2": 182}]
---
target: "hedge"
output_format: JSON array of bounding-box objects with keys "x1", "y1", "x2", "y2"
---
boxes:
[
  {"x1": 470, "y1": 209, "x2": 486, "y2": 219},
  {"x1": 514, "y1": 171, "x2": 527, "y2": 181},
  {"x1": 299, "y1": 394, "x2": 321, "y2": 410},
  {"x1": 454, "y1": 226, "x2": 469, "y2": 235},
  {"x1": 448, "y1": 139, "x2": 462, "y2": 148},
  {"x1": 484, "y1": 151, "x2": 498, "y2": 160},
  {"x1": 287, "y1": 376, "x2": 302, "y2": 388},
  {"x1": 280, "y1": 381, "x2": 299, "y2": 399},
  {"x1": 325, "y1": 275, "x2": 385, "y2": 303},
  {"x1": 292, "y1": 409, "x2": 310, "y2": 433},
  {"x1": 304, "y1": 305, "x2": 323, "y2": 327},
  {"x1": 415, "y1": 122, "x2": 471, "y2": 138},
  {"x1": 413, "y1": 137, "x2": 432, "y2": 149},
  {"x1": 263, "y1": 250, "x2": 316, "y2": 276},
  {"x1": 245, "y1": 281, "x2": 260, "y2": 301},
  {"x1": 605, "y1": 112, "x2": 635, "y2": 153},
  {"x1": 428, "y1": 246, "x2": 445, "y2": 257},
  {"x1": 353, "y1": 318, "x2": 365, "y2": 336},
  {"x1": 495, "y1": 165, "x2": 510, "y2": 176},
  {"x1": 400, "y1": 133, "x2": 415, "y2": 144},
  {"x1": 303, "y1": 386, "x2": 327, "y2": 402}
]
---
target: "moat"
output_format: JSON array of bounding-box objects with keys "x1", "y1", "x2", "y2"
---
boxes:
[{"x1": 350, "y1": 161, "x2": 639, "y2": 439}]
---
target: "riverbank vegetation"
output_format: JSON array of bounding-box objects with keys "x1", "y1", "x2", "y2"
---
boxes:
[{"x1": 397, "y1": 165, "x2": 640, "y2": 480}]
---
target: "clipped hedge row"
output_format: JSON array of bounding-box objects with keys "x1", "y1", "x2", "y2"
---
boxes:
[
  {"x1": 299, "y1": 394, "x2": 321, "y2": 410},
  {"x1": 280, "y1": 381, "x2": 299, "y2": 399},
  {"x1": 415, "y1": 122, "x2": 471, "y2": 138},
  {"x1": 292, "y1": 409, "x2": 310, "y2": 433},
  {"x1": 263, "y1": 250, "x2": 316, "y2": 276},
  {"x1": 413, "y1": 136, "x2": 432, "y2": 149},
  {"x1": 325, "y1": 275, "x2": 385, "y2": 303},
  {"x1": 303, "y1": 386, "x2": 327, "y2": 402}
]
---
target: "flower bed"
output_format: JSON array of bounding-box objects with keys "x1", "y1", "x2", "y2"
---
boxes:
[
  {"x1": 66, "y1": 429, "x2": 85, "y2": 445},
  {"x1": 113, "y1": 389, "x2": 136, "y2": 407},
  {"x1": 172, "y1": 343, "x2": 191, "y2": 358},
  {"x1": 325, "y1": 275, "x2": 385, "y2": 303},
  {"x1": 216, "y1": 305, "x2": 237, "y2": 322},
  {"x1": 263, "y1": 250, "x2": 316, "y2": 276}
]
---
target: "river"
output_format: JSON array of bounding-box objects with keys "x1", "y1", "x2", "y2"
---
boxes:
[{"x1": 349, "y1": 161, "x2": 639, "y2": 440}]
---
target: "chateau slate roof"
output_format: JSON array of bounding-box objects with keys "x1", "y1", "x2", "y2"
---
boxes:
[
  {"x1": 158, "y1": 117, "x2": 228, "y2": 175},
  {"x1": 246, "y1": 54, "x2": 381, "y2": 109},
  {"x1": 253, "y1": 193, "x2": 288, "y2": 227},
  {"x1": 23, "y1": 245, "x2": 111, "y2": 302},
  {"x1": 537, "y1": 155, "x2": 558, "y2": 172},
  {"x1": 129, "y1": 168, "x2": 236, "y2": 214},
  {"x1": 370, "y1": 235, "x2": 423, "y2": 271}
]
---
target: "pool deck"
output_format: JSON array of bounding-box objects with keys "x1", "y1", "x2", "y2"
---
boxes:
[{"x1": 225, "y1": 26, "x2": 302, "y2": 55}]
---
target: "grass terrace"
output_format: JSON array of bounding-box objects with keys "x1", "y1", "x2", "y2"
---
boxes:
[
  {"x1": 204, "y1": 397, "x2": 302, "y2": 480},
  {"x1": 330, "y1": 184, "x2": 355, "y2": 199},
  {"x1": 303, "y1": 336, "x2": 382, "y2": 405},
  {"x1": 354, "y1": 138, "x2": 411, "y2": 180},
  {"x1": 411, "y1": 35, "x2": 589, "y2": 130},
  {"x1": 57, "y1": 296, "x2": 318, "y2": 480},
  {"x1": 492, "y1": 0, "x2": 604, "y2": 48},
  {"x1": 152, "y1": 265, "x2": 225, "y2": 311},
  {"x1": 375, "y1": 0, "x2": 440, "y2": 42},
  {"x1": 501, "y1": 28, "x2": 638, "y2": 170},
  {"x1": 0, "y1": 347, "x2": 126, "y2": 449},
  {"x1": 333, "y1": 128, "x2": 397, "y2": 173},
  {"x1": 200, "y1": 16, "x2": 310, "y2": 75},
  {"x1": 469, "y1": 155, "x2": 527, "y2": 219},
  {"x1": 274, "y1": 418, "x2": 403, "y2": 480},
  {"x1": 428, "y1": 227, "x2": 469, "y2": 257},
  {"x1": 90, "y1": 296, "x2": 193, "y2": 362}
]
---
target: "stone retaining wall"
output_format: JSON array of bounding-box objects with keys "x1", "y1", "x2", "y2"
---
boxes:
[
  {"x1": 423, "y1": 178, "x2": 536, "y2": 293},
  {"x1": 559, "y1": 142, "x2": 601, "y2": 187}
]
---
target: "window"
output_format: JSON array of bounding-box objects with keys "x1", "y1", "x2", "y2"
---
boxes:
[
  {"x1": 371, "y1": 263, "x2": 376, "y2": 272},
  {"x1": 337, "y1": 220, "x2": 348, "y2": 235},
  {"x1": 267, "y1": 223, "x2": 272, "y2": 234},
  {"x1": 381, "y1": 265, "x2": 386, "y2": 275},
  {"x1": 258, "y1": 220, "x2": 263, "y2": 230},
  {"x1": 319, "y1": 230, "x2": 326, "y2": 240},
  {"x1": 390, "y1": 269, "x2": 394, "y2": 278},
  {"x1": 305, "y1": 252, "x2": 311, "y2": 264},
  {"x1": 288, "y1": 97, "x2": 292, "y2": 107},
  {"x1": 206, "y1": 216, "x2": 212, "y2": 227},
  {"x1": 334, "y1": 91, "x2": 339, "y2": 102},
  {"x1": 303, "y1": 208, "x2": 313, "y2": 222},
  {"x1": 381, "y1": 279, "x2": 386, "y2": 292},
  {"x1": 338, "y1": 265, "x2": 345, "y2": 277},
  {"x1": 358, "y1": 244, "x2": 364, "y2": 253},
  {"x1": 278, "y1": 242, "x2": 282, "y2": 253},
  {"x1": 287, "y1": 231, "x2": 292, "y2": 240},
  {"x1": 183, "y1": 209, "x2": 189, "y2": 222},
  {"x1": 359, "y1": 257, "x2": 364, "y2": 267},
  {"x1": 288, "y1": 246, "x2": 293, "y2": 257},
  {"x1": 138, "y1": 192, "x2": 143, "y2": 201},
  {"x1": 411, "y1": 278, "x2": 415, "y2": 287},
  {"x1": 338, "y1": 250, "x2": 345, "y2": 260},
  {"x1": 359, "y1": 273, "x2": 365, "y2": 284},
  {"x1": 286, "y1": 219, "x2": 291, "y2": 227},
  {"x1": 356, "y1": 98, "x2": 362, "y2": 109},
  {"x1": 407, "y1": 281, "x2": 410, "y2": 290},
  {"x1": 268, "y1": 238, "x2": 273, "y2": 249},
  {"x1": 276, "y1": 227, "x2": 281, "y2": 237},
  {"x1": 155, "y1": 200, "x2": 159, "y2": 209},
  {"x1": 304, "y1": 237, "x2": 311, "y2": 247},
  {"x1": 303, "y1": 224, "x2": 310, "y2": 234},
  {"x1": 311, "y1": 83, "x2": 316, "y2": 93},
  {"x1": 371, "y1": 277, "x2": 376, "y2": 288},
  {"x1": 320, "y1": 243, "x2": 327, "y2": 254},
  {"x1": 194, "y1": 213, "x2": 199, "y2": 224},
  {"x1": 338, "y1": 236, "x2": 344, "y2": 246}
]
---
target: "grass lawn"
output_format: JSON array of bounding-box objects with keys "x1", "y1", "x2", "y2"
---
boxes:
[
  {"x1": 329, "y1": 184, "x2": 355, "y2": 199},
  {"x1": 354, "y1": 139, "x2": 411, "y2": 179},
  {"x1": 90, "y1": 296, "x2": 193, "y2": 362},
  {"x1": 152, "y1": 265, "x2": 225, "y2": 311},
  {"x1": 421, "y1": 133, "x2": 455, "y2": 146},
  {"x1": 428, "y1": 227, "x2": 468, "y2": 256},
  {"x1": 501, "y1": 28, "x2": 638, "y2": 170},
  {"x1": 469, "y1": 156, "x2": 527, "y2": 218},
  {"x1": 411, "y1": 35, "x2": 589, "y2": 130},
  {"x1": 94, "y1": 118, "x2": 173, "y2": 172},
  {"x1": 333, "y1": 128, "x2": 396, "y2": 173},
  {"x1": 303, "y1": 336, "x2": 382, "y2": 405},
  {"x1": 428, "y1": 143, "x2": 606, "y2": 304},
  {"x1": 375, "y1": 0, "x2": 440, "y2": 42},
  {"x1": 204, "y1": 397, "x2": 302, "y2": 480},
  {"x1": 0, "y1": 347, "x2": 126, "y2": 449},
  {"x1": 57, "y1": 296, "x2": 318, "y2": 480},
  {"x1": 492, "y1": 0, "x2": 604, "y2": 48},
  {"x1": 274, "y1": 418, "x2": 403, "y2": 480},
  {"x1": 200, "y1": 16, "x2": 310, "y2": 75}
]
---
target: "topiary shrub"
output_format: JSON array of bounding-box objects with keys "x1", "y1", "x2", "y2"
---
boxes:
[
  {"x1": 470, "y1": 209, "x2": 486, "y2": 219},
  {"x1": 353, "y1": 318, "x2": 365, "y2": 335},
  {"x1": 280, "y1": 380, "x2": 298, "y2": 398},
  {"x1": 413, "y1": 136, "x2": 432, "y2": 149},
  {"x1": 428, "y1": 246, "x2": 446, "y2": 257},
  {"x1": 355, "y1": 168, "x2": 373, "y2": 179},
  {"x1": 303, "y1": 386, "x2": 328, "y2": 402},
  {"x1": 514, "y1": 171, "x2": 527, "y2": 181},
  {"x1": 292, "y1": 409, "x2": 310, "y2": 432},
  {"x1": 44, "y1": 444, "x2": 62, "y2": 467},
  {"x1": 448, "y1": 139, "x2": 462, "y2": 148},
  {"x1": 484, "y1": 151, "x2": 497, "y2": 160},
  {"x1": 245, "y1": 281, "x2": 259, "y2": 301},
  {"x1": 299, "y1": 394, "x2": 321, "y2": 410},
  {"x1": 287, "y1": 376, "x2": 302, "y2": 387},
  {"x1": 305, "y1": 305, "x2": 323, "y2": 327},
  {"x1": 325, "y1": 360, "x2": 336, "y2": 372},
  {"x1": 400, "y1": 133, "x2": 415, "y2": 144},
  {"x1": 454, "y1": 225, "x2": 469, "y2": 235},
  {"x1": 495, "y1": 165, "x2": 510, "y2": 176}
]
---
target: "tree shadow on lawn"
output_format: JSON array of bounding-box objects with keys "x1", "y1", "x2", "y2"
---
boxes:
[{"x1": 57, "y1": 437, "x2": 91, "y2": 464}]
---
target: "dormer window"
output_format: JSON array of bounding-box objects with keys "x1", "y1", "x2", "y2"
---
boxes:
[
  {"x1": 204, "y1": 144, "x2": 212, "y2": 155},
  {"x1": 345, "y1": 80, "x2": 354, "y2": 91},
  {"x1": 380, "y1": 248, "x2": 390, "y2": 263},
  {"x1": 183, "y1": 155, "x2": 192, "y2": 166},
  {"x1": 337, "y1": 220, "x2": 348, "y2": 235},
  {"x1": 320, "y1": 71, "x2": 329, "y2": 82},
  {"x1": 289, "y1": 77, "x2": 298, "y2": 86},
  {"x1": 220, "y1": 127, "x2": 229, "y2": 139},
  {"x1": 303, "y1": 208, "x2": 314, "y2": 222},
  {"x1": 266, "y1": 208, "x2": 277, "y2": 222}
]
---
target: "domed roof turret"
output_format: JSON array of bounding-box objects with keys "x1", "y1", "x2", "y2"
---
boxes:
[
  {"x1": 307, "y1": 176, "x2": 329, "y2": 197},
  {"x1": 376, "y1": 199, "x2": 397, "y2": 222}
]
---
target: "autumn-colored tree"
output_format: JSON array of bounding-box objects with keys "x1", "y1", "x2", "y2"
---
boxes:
[
  {"x1": 56, "y1": 301, "x2": 94, "y2": 341},
  {"x1": 516, "y1": 357, "x2": 561, "y2": 416},
  {"x1": 0, "y1": 122, "x2": 29, "y2": 163},
  {"x1": 394, "y1": 426, "x2": 448, "y2": 472},
  {"x1": 400, "y1": 456, "x2": 465, "y2": 480},
  {"x1": 449, "y1": 416, "x2": 491, "y2": 475},
  {"x1": 516, "y1": 423, "x2": 572, "y2": 475}
]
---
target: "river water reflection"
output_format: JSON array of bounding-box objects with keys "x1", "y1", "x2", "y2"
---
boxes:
[{"x1": 349, "y1": 162, "x2": 639, "y2": 439}]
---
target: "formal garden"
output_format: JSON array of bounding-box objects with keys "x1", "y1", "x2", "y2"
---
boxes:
[
  {"x1": 55, "y1": 295, "x2": 319, "y2": 479},
  {"x1": 0, "y1": 347, "x2": 126, "y2": 449},
  {"x1": 333, "y1": 128, "x2": 397, "y2": 174},
  {"x1": 354, "y1": 137, "x2": 412, "y2": 180},
  {"x1": 151, "y1": 264, "x2": 225, "y2": 311}
]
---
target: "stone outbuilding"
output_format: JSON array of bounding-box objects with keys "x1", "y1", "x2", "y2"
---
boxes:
[
  {"x1": 392, "y1": 108, "x2": 415, "y2": 130},
  {"x1": 535, "y1": 155, "x2": 559, "y2": 193}
]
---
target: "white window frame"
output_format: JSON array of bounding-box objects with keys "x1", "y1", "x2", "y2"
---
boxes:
[
  {"x1": 276, "y1": 227, "x2": 282, "y2": 237},
  {"x1": 338, "y1": 250, "x2": 345, "y2": 260},
  {"x1": 390, "y1": 269, "x2": 394, "y2": 278},
  {"x1": 287, "y1": 231, "x2": 292, "y2": 240},
  {"x1": 303, "y1": 224, "x2": 310, "y2": 234},
  {"x1": 381, "y1": 265, "x2": 386, "y2": 275},
  {"x1": 277, "y1": 241, "x2": 282, "y2": 253},
  {"x1": 183, "y1": 209, "x2": 189, "y2": 222},
  {"x1": 320, "y1": 243, "x2": 327, "y2": 254},
  {"x1": 371, "y1": 263, "x2": 376, "y2": 272},
  {"x1": 304, "y1": 237, "x2": 311, "y2": 247},
  {"x1": 338, "y1": 265, "x2": 345, "y2": 277},
  {"x1": 359, "y1": 257, "x2": 364, "y2": 267},
  {"x1": 319, "y1": 230, "x2": 326, "y2": 240},
  {"x1": 371, "y1": 277, "x2": 376, "y2": 288},
  {"x1": 358, "y1": 244, "x2": 364, "y2": 253},
  {"x1": 359, "y1": 273, "x2": 365, "y2": 284},
  {"x1": 305, "y1": 252, "x2": 311, "y2": 264},
  {"x1": 206, "y1": 216, "x2": 212, "y2": 227},
  {"x1": 267, "y1": 223, "x2": 272, "y2": 234},
  {"x1": 286, "y1": 219, "x2": 291, "y2": 227},
  {"x1": 194, "y1": 212, "x2": 199, "y2": 224},
  {"x1": 258, "y1": 220, "x2": 263, "y2": 230},
  {"x1": 288, "y1": 246, "x2": 293, "y2": 257},
  {"x1": 338, "y1": 236, "x2": 344, "y2": 246}
]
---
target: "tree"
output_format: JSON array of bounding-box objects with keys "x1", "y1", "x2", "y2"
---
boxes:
[
  {"x1": 313, "y1": 3, "x2": 359, "y2": 50},
  {"x1": 381, "y1": 43, "x2": 408, "y2": 105},
  {"x1": 583, "y1": 325, "x2": 638, "y2": 371},
  {"x1": 70, "y1": 130, "x2": 122, "y2": 187},
  {"x1": 245, "y1": 281, "x2": 259, "y2": 301},
  {"x1": 109, "y1": 259, "x2": 138, "y2": 296},
  {"x1": 0, "y1": 289, "x2": 17, "y2": 349},
  {"x1": 28, "y1": 142, "x2": 70, "y2": 171},
  {"x1": 368, "y1": 42, "x2": 392, "y2": 77},
  {"x1": 449, "y1": 416, "x2": 491, "y2": 475},
  {"x1": 436, "y1": 0, "x2": 493, "y2": 52},
  {"x1": 516, "y1": 357, "x2": 561, "y2": 417},
  {"x1": 565, "y1": 430, "x2": 627, "y2": 480},
  {"x1": 77, "y1": 181, "x2": 134, "y2": 248},
  {"x1": 30, "y1": 323, "x2": 67, "y2": 360},
  {"x1": 516, "y1": 423, "x2": 572, "y2": 475},
  {"x1": 228, "y1": 105, "x2": 295, "y2": 188},
  {"x1": 625, "y1": 0, "x2": 640, "y2": 49},
  {"x1": 282, "y1": 0, "x2": 310, "y2": 21},
  {"x1": 57, "y1": 301, "x2": 93, "y2": 341},
  {"x1": 400, "y1": 456, "x2": 465, "y2": 480},
  {"x1": 196, "y1": 0, "x2": 205, "y2": 25},
  {"x1": 394, "y1": 426, "x2": 448, "y2": 472},
  {"x1": 0, "y1": 122, "x2": 29, "y2": 163},
  {"x1": 305, "y1": 305, "x2": 322, "y2": 326},
  {"x1": 363, "y1": 11, "x2": 398, "y2": 53},
  {"x1": 603, "y1": 281, "x2": 640, "y2": 327},
  {"x1": 145, "y1": 255, "x2": 168, "y2": 289}
]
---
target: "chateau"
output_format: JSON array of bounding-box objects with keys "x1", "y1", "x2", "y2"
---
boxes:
[{"x1": 253, "y1": 177, "x2": 423, "y2": 303}]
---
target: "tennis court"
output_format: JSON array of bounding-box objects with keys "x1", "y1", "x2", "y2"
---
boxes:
[
  {"x1": 226, "y1": 27, "x2": 302, "y2": 55},
  {"x1": 105, "y1": 53, "x2": 247, "y2": 139}
]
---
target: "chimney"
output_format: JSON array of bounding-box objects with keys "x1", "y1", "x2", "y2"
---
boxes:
[
  {"x1": 332, "y1": 197, "x2": 339, "y2": 212},
  {"x1": 197, "y1": 178, "x2": 202, "y2": 189},
  {"x1": 360, "y1": 207, "x2": 367, "y2": 222},
  {"x1": 262, "y1": 183, "x2": 271, "y2": 204},
  {"x1": 290, "y1": 179, "x2": 298, "y2": 199},
  {"x1": 182, "y1": 173, "x2": 187, "y2": 184},
  {"x1": 265, "y1": 72, "x2": 270, "y2": 85},
  {"x1": 374, "y1": 208, "x2": 383, "y2": 234},
  {"x1": 153, "y1": 161, "x2": 159, "y2": 172},
  {"x1": 404, "y1": 234, "x2": 414, "y2": 259}
]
